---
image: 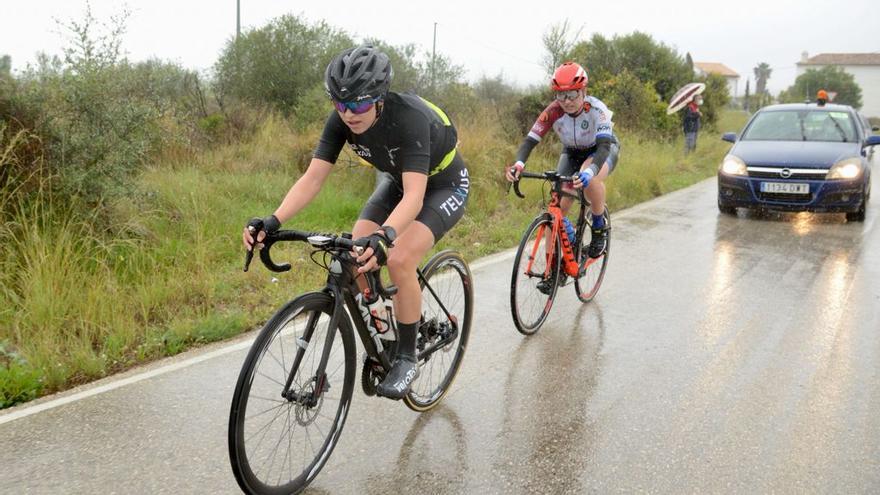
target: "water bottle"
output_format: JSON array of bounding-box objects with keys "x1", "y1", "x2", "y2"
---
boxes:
[
  {"x1": 356, "y1": 293, "x2": 397, "y2": 354},
  {"x1": 562, "y1": 217, "x2": 576, "y2": 242},
  {"x1": 357, "y1": 293, "x2": 384, "y2": 352},
  {"x1": 376, "y1": 298, "x2": 397, "y2": 342}
]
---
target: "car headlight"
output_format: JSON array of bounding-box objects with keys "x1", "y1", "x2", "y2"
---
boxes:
[
  {"x1": 826, "y1": 158, "x2": 863, "y2": 180},
  {"x1": 720, "y1": 155, "x2": 747, "y2": 176}
]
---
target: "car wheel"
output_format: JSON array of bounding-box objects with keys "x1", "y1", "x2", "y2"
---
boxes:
[{"x1": 718, "y1": 199, "x2": 737, "y2": 215}]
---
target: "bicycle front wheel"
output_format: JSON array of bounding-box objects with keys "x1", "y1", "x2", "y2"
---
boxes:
[
  {"x1": 574, "y1": 208, "x2": 610, "y2": 303},
  {"x1": 405, "y1": 250, "x2": 473, "y2": 412},
  {"x1": 510, "y1": 214, "x2": 561, "y2": 335},
  {"x1": 229, "y1": 292, "x2": 356, "y2": 495}
]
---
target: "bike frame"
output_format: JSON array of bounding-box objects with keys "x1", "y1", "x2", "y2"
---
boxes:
[
  {"x1": 517, "y1": 172, "x2": 601, "y2": 281},
  {"x1": 248, "y1": 230, "x2": 458, "y2": 405}
]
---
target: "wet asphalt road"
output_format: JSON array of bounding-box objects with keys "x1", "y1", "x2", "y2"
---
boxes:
[{"x1": 3, "y1": 162, "x2": 880, "y2": 494}]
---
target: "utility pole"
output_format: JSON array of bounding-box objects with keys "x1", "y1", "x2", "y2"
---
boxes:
[
  {"x1": 431, "y1": 22, "x2": 437, "y2": 94},
  {"x1": 236, "y1": 0, "x2": 241, "y2": 40}
]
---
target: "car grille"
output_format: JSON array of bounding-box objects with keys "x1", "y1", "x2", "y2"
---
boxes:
[
  {"x1": 757, "y1": 192, "x2": 813, "y2": 203},
  {"x1": 747, "y1": 166, "x2": 828, "y2": 180}
]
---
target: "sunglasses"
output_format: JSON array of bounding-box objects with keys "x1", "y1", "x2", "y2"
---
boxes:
[
  {"x1": 554, "y1": 90, "x2": 581, "y2": 102},
  {"x1": 333, "y1": 97, "x2": 381, "y2": 115}
]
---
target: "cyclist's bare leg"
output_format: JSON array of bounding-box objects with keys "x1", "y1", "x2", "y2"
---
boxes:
[
  {"x1": 386, "y1": 221, "x2": 434, "y2": 324},
  {"x1": 581, "y1": 157, "x2": 610, "y2": 218},
  {"x1": 350, "y1": 218, "x2": 435, "y2": 321},
  {"x1": 376, "y1": 221, "x2": 434, "y2": 398}
]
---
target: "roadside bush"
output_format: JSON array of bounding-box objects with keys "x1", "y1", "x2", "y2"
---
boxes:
[
  {"x1": 6, "y1": 7, "x2": 208, "y2": 206},
  {"x1": 214, "y1": 15, "x2": 353, "y2": 113},
  {"x1": 568, "y1": 32, "x2": 692, "y2": 101},
  {"x1": 591, "y1": 70, "x2": 678, "y2": 138}
]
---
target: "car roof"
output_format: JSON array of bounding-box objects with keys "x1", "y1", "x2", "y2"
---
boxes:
[{"x1": 758, "y1": 103, "x2": 854, "y2": 113}]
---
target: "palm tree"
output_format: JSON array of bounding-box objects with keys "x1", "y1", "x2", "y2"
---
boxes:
[{"x1": 754, "y1": 62, "x2": 772, "y2": 96}]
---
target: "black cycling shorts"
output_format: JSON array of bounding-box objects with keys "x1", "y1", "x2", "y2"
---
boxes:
[
  {"x1": 359, "y1": 154, "x2": 469, "y2": 242},
  {"x1": 556, "y1": 143, "x2": 620, "y2": 176}
]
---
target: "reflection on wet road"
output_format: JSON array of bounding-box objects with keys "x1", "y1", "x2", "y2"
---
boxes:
[{"x1": 2, "y1": 163, "x2": 879, "y2": 493}]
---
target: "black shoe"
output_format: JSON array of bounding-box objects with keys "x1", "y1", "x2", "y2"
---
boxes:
[
  {"x1": 536, "y1": 269, "x2": 567, "y2": 294},
  {"x1": 376, "y1": 355, "x2": 419, "y2": 400},
  {"x1": 536, "y1": 269, "x2": 556, "y2": 295},
  {"x1": 588, "y1": 226, "x2": 608, "y2": 258}
]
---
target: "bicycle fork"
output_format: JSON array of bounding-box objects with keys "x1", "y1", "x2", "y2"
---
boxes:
[{"x1": 280, "y1": 288, "x2": 345, "y2": 407}]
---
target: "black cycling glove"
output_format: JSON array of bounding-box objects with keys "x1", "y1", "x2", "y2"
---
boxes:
[
  {"x1": 354, "y1": 231, "x2": 393, "y2": 266},
  {"x1": 246, "y1": 215, "x2": 281, "y2": 238}
]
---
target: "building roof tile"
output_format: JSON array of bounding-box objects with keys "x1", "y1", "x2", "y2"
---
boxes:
[{"x1": 693, "y1": 62, "x2": 739, "y2": 78}]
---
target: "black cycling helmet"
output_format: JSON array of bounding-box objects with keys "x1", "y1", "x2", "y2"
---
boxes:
[{"x1": 324, "y1": 45, "x2": 393, "y2": 103}]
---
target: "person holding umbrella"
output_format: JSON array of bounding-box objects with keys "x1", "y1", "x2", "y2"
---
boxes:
[
  {"x1": 683, "y1": 94, "x2": 702, "y2": 153},
  {"x1": 666, "y1": 82, "x2": 706, "y2": 154}
]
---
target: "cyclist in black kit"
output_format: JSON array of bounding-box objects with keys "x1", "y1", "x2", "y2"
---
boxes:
[{"x1": 243, "y1": 45, "x2": 469, "y2": 399}]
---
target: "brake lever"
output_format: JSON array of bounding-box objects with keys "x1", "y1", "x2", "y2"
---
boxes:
[{"x1": 243, "y1": 225, "x2": 256, "y2": 272}]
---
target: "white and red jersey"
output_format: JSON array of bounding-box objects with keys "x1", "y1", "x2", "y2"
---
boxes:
[{"x1": 527, "y1": 96, "x2": 615, "y2": 150}]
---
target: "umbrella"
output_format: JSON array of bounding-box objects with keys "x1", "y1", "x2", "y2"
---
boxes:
[{"x1": 666, "y1": 82, "x2": 706, "y2": 115}]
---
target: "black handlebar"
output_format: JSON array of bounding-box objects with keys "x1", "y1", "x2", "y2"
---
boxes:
[
  {"x1": 244, "y1": 228, "x2": 397, "y2": 301},
  {"x1": 510, "y1": 170, "x2": 579, "y2": 200}
]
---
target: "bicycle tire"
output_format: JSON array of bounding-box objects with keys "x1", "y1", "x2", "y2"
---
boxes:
[
  {"x1": 574, "y1": 208, "x2": 610, "y2": 303},
  {"x1": 404, "y1": 250, "x2": 473, "y2": 412},
  {"x1": 510, "y1": 214, "x2": 561, "y2": 335},
  {"x1": 229, "y1": 292, "x2": 356, "y2": 495}
]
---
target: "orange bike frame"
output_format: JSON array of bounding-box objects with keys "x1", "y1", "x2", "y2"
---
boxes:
[{"x1": 524, "y1": 191, "x2": 581, "y2": 279}]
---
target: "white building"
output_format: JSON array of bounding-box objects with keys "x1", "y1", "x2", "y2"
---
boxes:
[
  {"x1": 693, "y1": 62, "x2": 740, "y2": 98},
  {"x1": 797, "y1": 52, "x2": 880, "y2": 118}
]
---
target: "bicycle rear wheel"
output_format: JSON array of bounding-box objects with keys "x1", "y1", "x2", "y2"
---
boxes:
[
  {"x1": 574, "y1": 208, "x2": 610, "y2": 303},
  {"x1": 510, "y1": 214, "x2": 562, "y2": 335},
  {"x1": 229, "y1": 292, "x2": 356, "y2": 494},
  {"x1": 405, "y1": 250, "x2": 473, "y2": 412}
]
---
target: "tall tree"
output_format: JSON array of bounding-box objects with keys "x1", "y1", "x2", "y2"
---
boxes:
[
  {"x1": 743, "y1": 78, "x2": 750, "y2": 112},
  {"x1": 0, "y1": 55, "x2": 10, "y2": 76},
  {"x1": 779, "y1": 66, "x2": 863, "y2": 109},
  {"x1": 214, "y1": 15, "x2": 353, "y2": 112},
  {"x1": 541, "y1": 20, "x2": 582, "y2": 74},
  {"x1": 566, "y1": 32, "x2": 692, "y2": 100},
  {"x1": 753, "y1": 62, "x2": 772, "y2": 96},
  {"x1": 685, "y1": 52, "x2": 694, "y2": 73}
]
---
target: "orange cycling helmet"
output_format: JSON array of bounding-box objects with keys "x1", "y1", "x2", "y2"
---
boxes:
[
  {"x1": 817, "y1": 89, "x2": 828, "y2": 100},
  {"x1": 551, "y1": 62, "x2": 588, "y2": 91}
]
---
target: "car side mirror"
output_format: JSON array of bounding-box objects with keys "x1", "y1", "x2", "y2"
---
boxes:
[
  {"x1": 722, "y1": 132, "x2": 737, "y2": 143},
  {"x1": 865, "y1": 135, "x2": 880, "y2": 147}
]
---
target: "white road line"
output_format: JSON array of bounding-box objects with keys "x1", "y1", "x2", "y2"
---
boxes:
[
  {"x1": 0, "y1": 177, "x2": 713, "y2": 425},
  {"x1": 0, "y1": 338, "x2": 255, "y2": 425}
]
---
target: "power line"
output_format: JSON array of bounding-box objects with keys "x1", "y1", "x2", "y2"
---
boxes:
[{"x1": 435, "y1": 22, "x2": 545, "y2": 70}]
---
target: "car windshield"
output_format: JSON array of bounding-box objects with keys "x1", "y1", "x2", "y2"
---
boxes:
[{"x1": 742, "y1": 109, "x2": 857, "y2": 142}]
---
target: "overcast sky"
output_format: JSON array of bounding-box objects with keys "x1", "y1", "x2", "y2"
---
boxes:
[{"x1": 3, "y1": 0, "x2": 878, "y2": 95}]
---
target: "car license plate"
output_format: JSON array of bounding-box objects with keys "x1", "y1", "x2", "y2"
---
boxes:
[{"x1": 760, "y1": 182, "x2": 809, "y2": 194}]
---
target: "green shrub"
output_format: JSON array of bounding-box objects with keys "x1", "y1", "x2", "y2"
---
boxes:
[
  {"x1": 214, "y1": 15, "x2": 353, "y2": 113},
  {"x1": 696, "y1": 73, "x2": 731, "y2": 128},
  {"x1": 0, "y1": 350, "x2": 43, "y2": 409},
  {"x1": 591, "y1": 70, "x2": 677, "y2": 139},
  {"x1": 568, "y1": 31, "x2": 692, "y2": 101}
]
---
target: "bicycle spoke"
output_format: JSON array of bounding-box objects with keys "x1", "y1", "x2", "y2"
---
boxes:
[
  {"x1": 247, "y1": 402, "x2": 288, "y2": 420},
  {"x1": 246, "y1": 403, "x2": 289, "y2": 459},
  {"x1": 248, "y1": 394, "x2": 287, "y2": 404},
  {"x1": 256, "y1": 370, "x2": 287, "y2": 389}
]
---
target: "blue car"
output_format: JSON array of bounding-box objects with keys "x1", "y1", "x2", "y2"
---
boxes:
[{"x1": 717, "y1": 103, "x2": 880, "y2": 221}]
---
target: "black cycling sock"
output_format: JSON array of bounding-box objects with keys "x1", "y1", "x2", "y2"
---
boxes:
[{"x1": 396, "y1": 321, "x2": 417, "y2": 359}]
